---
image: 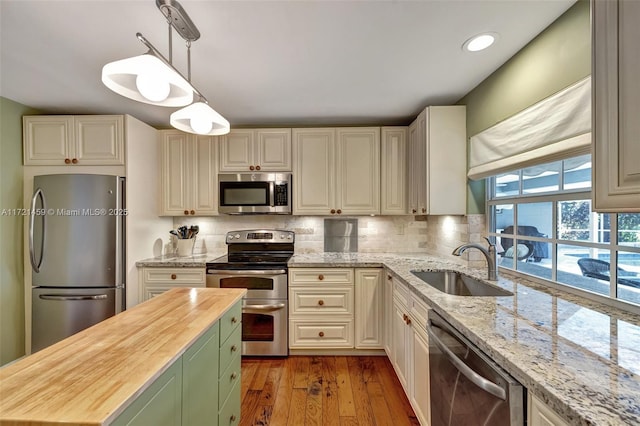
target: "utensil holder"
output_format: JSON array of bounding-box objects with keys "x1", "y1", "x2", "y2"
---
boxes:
[{"x1": 176, "y1": 238, "x2": 195, "y2": 257}]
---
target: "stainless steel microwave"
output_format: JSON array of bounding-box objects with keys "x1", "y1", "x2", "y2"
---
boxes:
[{"x1": 218, "y1": 173, "x2": 292, "y2": 214}]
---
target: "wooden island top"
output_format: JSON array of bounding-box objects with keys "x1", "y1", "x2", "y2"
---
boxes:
[{"x1": 0, "y1": 287, "x2": 246, "y2": 426}]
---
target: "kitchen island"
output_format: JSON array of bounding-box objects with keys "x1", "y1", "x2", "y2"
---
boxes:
[{"x1": 0, "y1": 287, "x2": 246, "y2": 426}]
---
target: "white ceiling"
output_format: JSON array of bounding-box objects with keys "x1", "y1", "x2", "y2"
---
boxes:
[{"x1": 0, "y1": 0, "x2": 575, "y2": 128}]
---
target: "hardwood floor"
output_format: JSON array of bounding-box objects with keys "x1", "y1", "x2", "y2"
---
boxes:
[{"x1": 240, "y1": 355, "x2": 420, "y2": 426}]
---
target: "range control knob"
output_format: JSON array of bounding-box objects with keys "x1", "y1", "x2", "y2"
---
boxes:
[{"x1": 235, "y1": 233, "x2": 241, "y2": 239}]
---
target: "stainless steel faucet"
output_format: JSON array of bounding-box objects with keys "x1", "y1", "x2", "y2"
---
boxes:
[{"x1": 452, "y1": 237, "x2": 498, "y2": 281}]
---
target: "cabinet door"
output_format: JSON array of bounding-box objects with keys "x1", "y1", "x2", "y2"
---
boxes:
[
  {"x1": 383, "y1": 272, "x2": 393, "y2": 357},
  {"x1": 593, "y1": 0, "x2": 640, "y2": 212},
  {"x1": 528, "y1": 394, "x2": 570, "y2": 426},
  {"x1": 182, "y1": 323, "x2": 220, "y2": 426},
  {"x1": 355, "y1": 269, "x2": 383, "y2": 349},
  {"x1": 336, "y1": 128, "x2": 380, "y2": 215},
  {"x1": 292, "y1": 128, "x2": 335, "y2": 215},
  {"x1": 411, "y1": 326, "x2": 430, "y2": 426},
  {"x1": 23, "y1": 116, "x2": 74, "y2": 165},
  {"x1": 191, "y1": 136, "x2": 218, "y2": 215},
  {"x1": 111, "y1": 359, "x2": 183, "y2": 426},
  {"x1": 381, "y1": 127, "x2": 408, "y2": 215},
  {"x1": 255, "y1": 129, "x2": 292, "y2": 171},
  {"x1": 407, "y1": 119, "x2": 420, "y2": 215},
  {"x1": 391, "y1": 300, "x2": 409, "y2": 392},
  {"x1": 160, "y1": 131, "x2": 191, "y2": 216},
  {"x1": 415, "y1": 112, "x2": 428, "y2": 215},
  {"x1": 219, "y1": 129, "x2": 255, "y2": 171},
  {"x1": 74, "y1": 115, "x2": 124, "y2": 165}
]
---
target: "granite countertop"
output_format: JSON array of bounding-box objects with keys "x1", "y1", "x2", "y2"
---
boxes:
[
  {"x1": 290, "y1": 252, "x2": 640, "y2": 426},
  {"x1": 0, "y1": 288, "x2": 246, "y2": 425},
  {"x1": 136, "y1": 251, "x2": 640, "y2": 424},
  {"x1": 136, "y1": 250, "x2": 225, "y2": 267}
]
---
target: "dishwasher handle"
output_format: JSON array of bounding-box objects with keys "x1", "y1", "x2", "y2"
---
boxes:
[{"x1": 427, "y1": 319, "x2": 507, "y2": 401}]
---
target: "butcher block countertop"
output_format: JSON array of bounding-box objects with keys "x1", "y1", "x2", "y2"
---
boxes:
[{"x1": 0, "y1": 287, "x2": 246, "y2": 426}]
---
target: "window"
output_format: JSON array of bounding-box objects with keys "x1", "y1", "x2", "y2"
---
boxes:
[{"x1": 488, "y1": 155, "x2": 640, "y2": 308}]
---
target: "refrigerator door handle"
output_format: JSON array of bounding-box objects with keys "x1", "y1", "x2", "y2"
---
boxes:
[
  {"x1": 29, "y1": 188, "x2": 46, "y2": 273},
  {"x1": 39, "y1": 294, "x2": 109, "y2": 301}
]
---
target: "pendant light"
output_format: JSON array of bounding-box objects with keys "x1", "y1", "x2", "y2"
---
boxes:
[{"x1": 101, "y1": 0, "x2": 230, "y2": 135}]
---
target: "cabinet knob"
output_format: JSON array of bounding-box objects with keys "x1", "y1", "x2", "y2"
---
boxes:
[
  {"x1": 255, "y1": 165, "x2": 261, "y2": 171},
  {"x1": 230, "y1": 414, "x2": 237, "y2": 422},
  {"x1": 231, "y1": 345, "x2": 238, "y2": 352},
  {"x1": 422, "y1": 207, "x2": 426, "y2": 213},
  {"x1": 318, "y1": 331, "x2": 325, "y2": 337},
  {"x1": 318, "y1": 274, "x2": 324, "y2": 281},
  {"x1": 71, "y1": 158, "x2": 78, "y2": 164},
  {"x1": 318, "y1": 300, "x2": 324, "y2": 306},
  {"x1": 231, "y1": 316, "x2": 238, "y2": 324},
  {"x1": 171, "y1": 274, "x2": 177, "y2": 280},
  {"x1": 412, "y1": 208, "x2": 417, "y2": 214},
  {"x1": 64, "y1": 158, "x2": 71, "y2": 164},
  {"x1": 336, "y1": 209, "x2": 342, "y2": 214},
  {"x1": 330, "y1": 209, "x2": 336, "y2": 214},
  {"x1": 406, "y1": 317, "x2": 412, "y2": 325},
  {"x1": 183, "y1": 210, "x2": 189, "y2": 215},
  {"x1": 402, "y1": 313, "x2": 407, "y2": 321},
  {"x1": 249, "y1": 165, "x2": 255, "y2": 171},
  {"x1": 231, "y1": 372, "x2": 238, "y2": 380},
  {"x1": 190, "y1": 210, "x2": 195, "y2": 215},
  {"x1": 387, "y1": 275, "x2": 392, "y2": 280}
]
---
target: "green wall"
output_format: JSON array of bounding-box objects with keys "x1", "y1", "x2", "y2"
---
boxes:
[
  {"x1": 459, "y1": 0, "x2": 591, "y2": 214},
  {"x1": 0, "y1": 97, "x2": 38, "y2": 365}
]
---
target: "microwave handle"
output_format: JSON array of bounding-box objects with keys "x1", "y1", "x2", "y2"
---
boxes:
[{"x1": 269, "y1": 181, "x2": 275, "y2": 207}]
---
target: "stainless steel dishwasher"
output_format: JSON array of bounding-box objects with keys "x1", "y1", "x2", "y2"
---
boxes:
[{"x1": 427, "y1": 310, "x2": 525, "y2": 426}]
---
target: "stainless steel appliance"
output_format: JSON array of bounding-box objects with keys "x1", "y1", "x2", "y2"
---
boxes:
[
  {"x1": 427, "y1": 310, "x2": 525, "y2": 426},
  {"x1": 206, "y1": 229, "x2": 294, "y2": 356},
  {"x1": 218, "y1": 173, "x2": 291, "y2": 214},
  {"x1": 29, "y1": 174, "x2": 125, "y2": 352}
]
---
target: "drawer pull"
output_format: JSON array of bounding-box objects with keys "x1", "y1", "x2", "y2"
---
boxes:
[
  {"x1": 336, "y1": 209, "x2": 342, "y2": 214},
  {"x1": 190, "y1": 210, "x2": 195, "y2": 215},
  {"x1": 231, "y1": 316, "x2": 238, "y2": 324},
  {"x1": 171, "y1": 274, "x2": 177, "y2": 280},
  {"x1": 318, "y1": 300, "x2": 324, "y2": 306},
  {"x1": 388, "y1": 275, "x2": 392, "y2": 280},
  {"x1": 249, "y1": 165, "x2": 255, "y2": 171},
  {"x1": 318, "y1": 274, "x2": 324, "y2": 281},
  {"x1": 64, "y1": 158, "x2": 71, "y2": 164},
  {"x1": 71, "y1": 158, "x2": 78, "y2": 164},
  {"x1": 183, "y1": 210, "x2": 189, "y2": 215},
  {"x1": 330, "y1": 209, "x2": 336, "y2": 214},
  {"x1": 230, "y1": 414, "x2": 237, "y2": 422},
  {"x1": 231, "y1": 345, "x2": 238, "y2": 352},
  {"x1": 230, "y1": 372, "x2": 238, "y2": 380},
  {"x1": 318, "y1": 331, "x2": 325, "y2": 337},
  {"x1": 256, "y1": 165, "x2": 261, "y2": 171}
]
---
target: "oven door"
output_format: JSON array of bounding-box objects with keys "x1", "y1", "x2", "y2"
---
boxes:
[
  {"x1": 242, "y1": 298, "x2": 288, "y2": 356},
  {"x1": 206, "y1": 269, "x2": 288, "y2": 299}
]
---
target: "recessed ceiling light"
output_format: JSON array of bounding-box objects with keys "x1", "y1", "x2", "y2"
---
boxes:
[{"x1": 463, "y1": 32, "x2": 498, "y2": 52}]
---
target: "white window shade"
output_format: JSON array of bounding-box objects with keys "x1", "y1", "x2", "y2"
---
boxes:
[{"x1": 468, "y1": 76, "x2": 592, "y2": 180}]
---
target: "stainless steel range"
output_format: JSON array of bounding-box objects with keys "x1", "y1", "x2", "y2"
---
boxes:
[{"x1": 206, "y1": 229, "x2": 294, "y2": 356}]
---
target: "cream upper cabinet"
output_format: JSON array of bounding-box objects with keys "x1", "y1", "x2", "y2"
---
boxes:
[
  {"x1": 160, "y1": 130, "x2": 218, "y2": 216},
  {"x1": 292, "y1": 127, "x2": 380, "y2": 215},
  {"x1": 381, "y1": 127, "x2": 408, "y2": 215},
  {"x1": 593, "y1": 0, "x2": 640, "y2": 212},
  {"x1": 23, "y1": 115, "x2": 124, "y2": 166},
  {"x1": 218, "y1": 128, "x2": 291, "y2": 172},
  {"x1": 407, "y1": 106, "x2": 466, "y2": 215}
]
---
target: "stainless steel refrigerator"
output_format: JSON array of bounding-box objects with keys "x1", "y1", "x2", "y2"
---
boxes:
[{"x1": 29, "y1": 174, "x2": 125, "y2": 352}]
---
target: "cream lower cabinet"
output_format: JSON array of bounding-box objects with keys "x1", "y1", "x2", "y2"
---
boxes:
[
  {"x1": 160, "y1": 130, "x2": 218, "y2": 216},
  {"x1": 292, "y1": 128, "x2": 380, "y2": 215},
  {"x1": 383, "y1": 271, "x2": 394, "y2": 357},
  {"x1": 218, "y1": 128, "x2": 291, "y2": 172},
  {"x1": 23, "y1": 115, "x2": 125, "y2": 166},
  {"x1": 593, "y1": 0, "x2": 640, "y2": 212},
  {"x1": 388, "y1": 276, "x2": 431, "y2": 426},
  {"x1": 289, "y1": 267, "x2": 384, "y2": 350},
  {"x1": 139, "y1": 268, "x2": 206, "y2": 302},
  {"x1": 528, "y1": 394, "x2": 570, "y2": 426}
]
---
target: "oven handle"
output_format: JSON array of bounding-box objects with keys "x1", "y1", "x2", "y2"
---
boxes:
[
  {"x1": 427, "y1": 319, "x2": 507, "y2": 401},
  {"x1": 207, "y1": 269, "x2": 287, "y2": 275},
  {"x1": 243, "y1": 303, "x2": 286, "y2": 313}
]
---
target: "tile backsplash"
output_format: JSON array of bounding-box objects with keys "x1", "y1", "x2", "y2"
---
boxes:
[{"x1": 173, "y1": 214, "x2": 486, "y2": 267}]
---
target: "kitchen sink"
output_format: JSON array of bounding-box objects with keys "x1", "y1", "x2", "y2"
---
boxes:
[{"x1": 410, "y1": 270, "x2": 513, "y2": 297}]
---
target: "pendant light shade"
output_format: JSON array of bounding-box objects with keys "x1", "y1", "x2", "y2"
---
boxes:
[
  {"x1": 170, "y1": 101, "x2": 230, "y2": 135},
  {"x1": 101, "y1": 53, "x2": 194, "y2": 107}
]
